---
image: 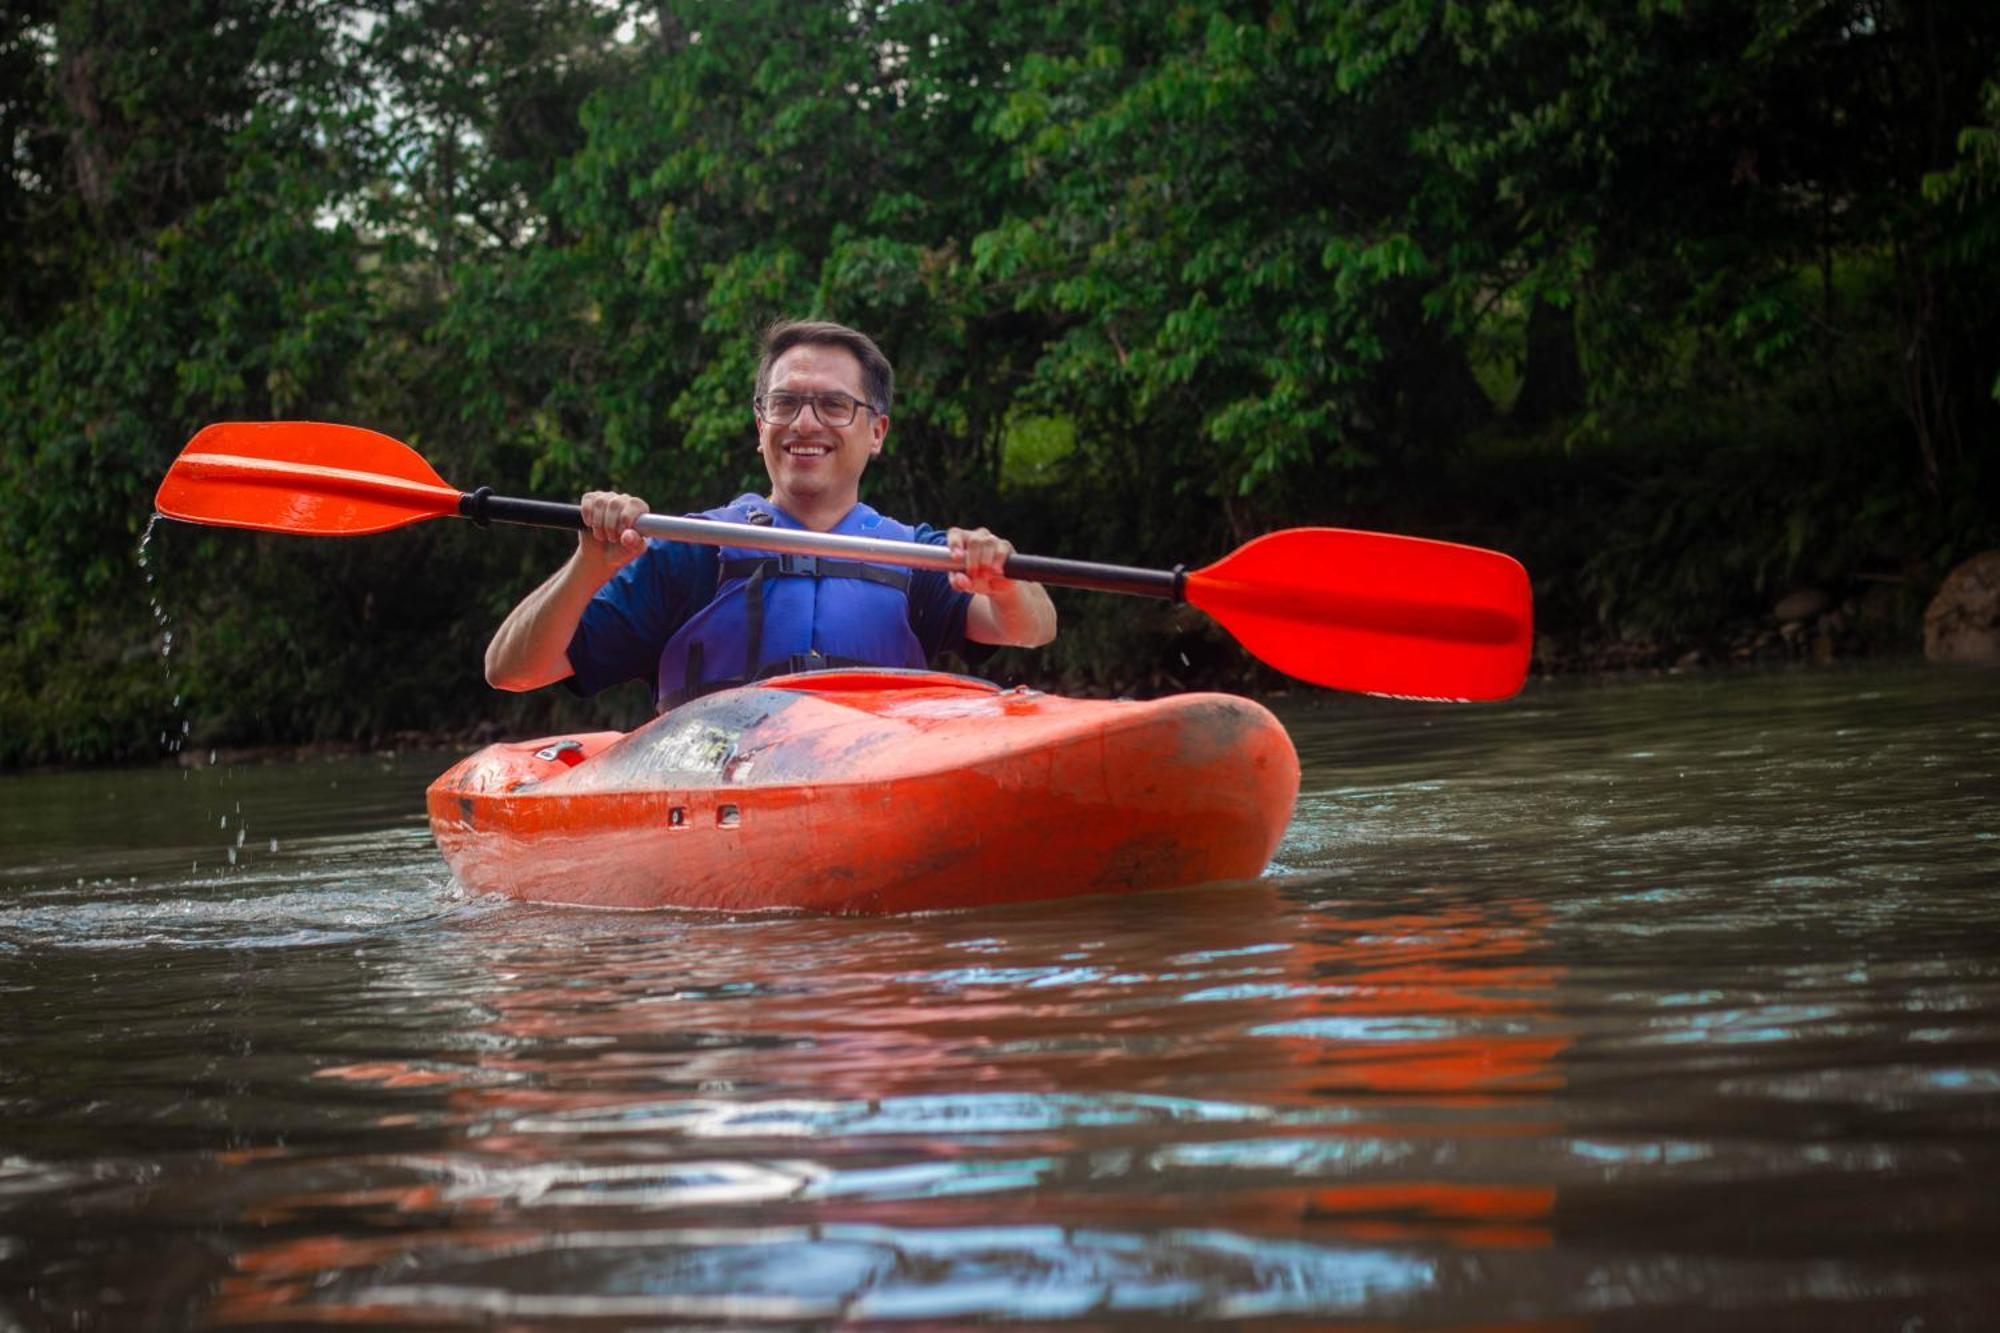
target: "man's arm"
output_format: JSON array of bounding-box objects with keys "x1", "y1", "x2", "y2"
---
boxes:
[
  {"x1": 948, "y1": 526, "x2": 1058, "y2": 648},
  {"x1": 485, "y1": 492, "x2": 651, "y2": 691}
]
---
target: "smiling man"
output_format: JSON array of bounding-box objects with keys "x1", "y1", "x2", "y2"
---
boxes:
[{"x1": 484, "y1": 319, "x2": 1057, "y2": 708}]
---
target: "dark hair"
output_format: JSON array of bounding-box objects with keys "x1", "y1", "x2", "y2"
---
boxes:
[{"x1": 755, "y1": 319, "x2": 894, "y2": 416}]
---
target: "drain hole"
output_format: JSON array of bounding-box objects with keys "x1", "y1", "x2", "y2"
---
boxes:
[
  {"x1": 668, "y1": 807, "x2": 686, "y2": 828},
  {"x1": 717, "y1": 804, "x2": 741, "y2": 828}
]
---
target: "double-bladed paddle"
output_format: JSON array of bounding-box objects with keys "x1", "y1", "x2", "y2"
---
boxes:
[{"x1": 154, "y1": 421, "x2": 1534, "y2": 700}]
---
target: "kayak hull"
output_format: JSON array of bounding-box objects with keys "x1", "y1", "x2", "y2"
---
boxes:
[{"x1": 426, "y1": 670, "x2": 1299, "y2": 914}]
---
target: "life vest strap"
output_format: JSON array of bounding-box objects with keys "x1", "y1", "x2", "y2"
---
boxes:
[{"x1": 719, "y1": 554, "x2": 912, "y2": 590}]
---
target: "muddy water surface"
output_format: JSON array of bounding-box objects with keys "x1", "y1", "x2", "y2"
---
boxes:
[{"x1": 2, "y1": 661, "x2": 1997, "y2": 1328}]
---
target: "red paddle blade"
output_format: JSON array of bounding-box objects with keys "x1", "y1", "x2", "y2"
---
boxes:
[
  {"x1": 1185, "y1": 528, "x2": 1533, "y2": 701},
  {"x1": 154, "y1": 421, "x2": 462, "y2": 536}
]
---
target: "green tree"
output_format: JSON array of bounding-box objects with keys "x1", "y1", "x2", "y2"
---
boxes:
[
  {"x1": 0, "y1": 0, "x2": 643, "y2": 761},
  {"x1": 4, "y1": 0, "x2": 1997, "y2": 763}
]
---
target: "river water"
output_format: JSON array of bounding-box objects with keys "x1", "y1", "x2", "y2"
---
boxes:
[{"x1": 2, "y1": 661, "x2": 1997, "y2": 1329}]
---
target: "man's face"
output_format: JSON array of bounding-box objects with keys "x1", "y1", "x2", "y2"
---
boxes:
[{"x1": 756, "y1": 343, "x2": 886, "y2": 514}]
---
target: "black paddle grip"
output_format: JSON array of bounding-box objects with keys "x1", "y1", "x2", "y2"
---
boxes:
[
  {"x1": 1002, "y1": 553, "x2": 1184, "y2": 601},
  {"x1": 460, "y1": 488, "x2": 586, "y2": 531}
]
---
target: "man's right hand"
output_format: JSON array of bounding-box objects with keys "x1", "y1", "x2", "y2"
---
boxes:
[
  {"x1": 579, "y1": 490, "x2": 650, "y2": 575},
  {"x1": 486, "y1": 489, "x2": 650, "y2": 692}
]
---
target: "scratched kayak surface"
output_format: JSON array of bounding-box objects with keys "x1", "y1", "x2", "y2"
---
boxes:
[
  {"x1": 2, "y1": 660, "x2": 1998, "y2": 1328},
  {"x1": 428, "y1": 669, "x2": 1299, "y2": 913}
]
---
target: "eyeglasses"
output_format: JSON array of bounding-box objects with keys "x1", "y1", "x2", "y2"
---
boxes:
[{"x1": 755, "y1": 390, "x2": 878, "y2": 428}]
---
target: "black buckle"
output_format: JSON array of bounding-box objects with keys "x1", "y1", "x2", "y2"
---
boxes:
[{"x1": 776, "y1": 553, "x2": 819, "y2": 576}]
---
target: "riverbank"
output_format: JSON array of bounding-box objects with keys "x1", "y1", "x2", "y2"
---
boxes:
[
  {"x1": 141, "y1": 639, "x2": 1949, "y2": 775},
  {"x1": 1534, "y1": 582, "x2": 1922, "y2": 675}
]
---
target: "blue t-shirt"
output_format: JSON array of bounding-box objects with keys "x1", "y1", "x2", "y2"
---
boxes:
[{"x1": 565, "y1": 521, "x2": 982, "y2": 701}]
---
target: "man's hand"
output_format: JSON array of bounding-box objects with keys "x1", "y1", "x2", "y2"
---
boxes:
[
  {"x1": 486, "y1": 490, "x2": 650, "y2": 692},
  {"x1": 946, "y1": 526, "x2": 1016, "y2": 596},
  {"x1": 951, "y1": 526, "x2": 1058, "y2": 648},
  {"x1": 580, "y1": 490, "x2": 650, "y2": 574}
]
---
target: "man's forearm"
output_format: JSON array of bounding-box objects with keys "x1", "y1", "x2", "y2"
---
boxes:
[
  {"x1": 484, "y1": 552, "x2": 606, "y2": 691},
  {"x1": 967, "y1": 581, "x2": 1058, "y2": 648}
]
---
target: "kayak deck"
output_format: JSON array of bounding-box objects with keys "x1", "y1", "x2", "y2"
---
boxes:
[{"x1": 426, "y1": 669, "x2": 1299, "y2": 914}]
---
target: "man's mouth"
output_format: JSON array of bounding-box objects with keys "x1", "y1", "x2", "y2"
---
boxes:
[{"x1": 783, "y1": 442, "x2": 830, "y2": 458}]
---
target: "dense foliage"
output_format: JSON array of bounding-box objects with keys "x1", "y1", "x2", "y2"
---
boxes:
[{"x1": 3, "y1": 0, "x2": 1996, "y2": 764}]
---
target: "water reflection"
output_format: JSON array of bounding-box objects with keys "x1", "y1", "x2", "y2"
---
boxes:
[
  {"x1": 10, "y1": 663, "x2": 2000, "y2": 1327},
  {"x1": 226, "y1": 1224, "x2": 1445, "y2": 1324},
  {"x1": 205, "y1": 887, "x2": 1570, "y2": 1323}
]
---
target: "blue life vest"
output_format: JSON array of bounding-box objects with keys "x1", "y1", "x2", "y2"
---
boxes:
[{"x1": 656, "y1": 495, "x2": 926, "y2": 706}]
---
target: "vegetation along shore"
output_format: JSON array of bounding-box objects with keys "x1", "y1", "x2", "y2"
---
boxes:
[{"x1": 4, "y1": 2, "x2": 1994, "y2": 766}]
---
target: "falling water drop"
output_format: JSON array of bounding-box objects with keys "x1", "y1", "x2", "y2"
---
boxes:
[{"x1": 140, "y1": 514, "x2": 193, "y2": 762}]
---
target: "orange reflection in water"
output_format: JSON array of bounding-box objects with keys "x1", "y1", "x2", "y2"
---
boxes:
[
  {"x1": 1271, "y1": 904, "x2": 1569, "y2": 1099},
  {"x1": 212, "y1": 885, "x2": 1571, "y2": 1325}
]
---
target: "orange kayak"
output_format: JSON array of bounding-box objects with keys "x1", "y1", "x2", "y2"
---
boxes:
[{"x1": 426, "y1": 669, "x2": 1299, "y2": 914}]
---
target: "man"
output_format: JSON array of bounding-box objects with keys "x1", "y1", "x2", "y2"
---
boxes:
[{"x1": 485, "y1": 320, "x2": 1057, "y2": 707}]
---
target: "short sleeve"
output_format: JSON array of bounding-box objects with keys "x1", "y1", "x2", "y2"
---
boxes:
[
  {"x1": 565, "y1": 541, "x2": 718, "y2": 697},
  {"x1": 907, "y1": 522, "x2": 993, "y2": 667}
]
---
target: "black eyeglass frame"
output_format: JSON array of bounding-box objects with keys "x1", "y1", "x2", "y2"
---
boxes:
[{"x1": 753, "y1": 391, "x2": 883, "y2": 428}]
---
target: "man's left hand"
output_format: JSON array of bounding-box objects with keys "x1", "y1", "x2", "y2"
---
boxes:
[{"x1": 946, "y1": 527, "x2": 1017, "y2": 596}]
